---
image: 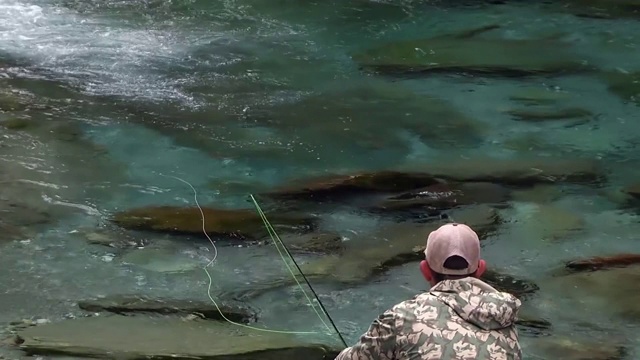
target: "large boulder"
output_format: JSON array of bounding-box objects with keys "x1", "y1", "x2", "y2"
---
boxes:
[
  {"x1": 111, "y1": 206, "x2": 317, "y2": 240},
  {"x1": 77, "y1": 295, "x2": 258, "y2": 323},
  {"x1": 15, "y1": 316, "x2": 341, "y2": 360},
  {"x1": 352, "y1": 24, "x2": 593, "y2": 77}
]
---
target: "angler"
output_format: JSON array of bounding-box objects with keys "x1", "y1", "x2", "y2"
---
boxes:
[{"x1": 335, "y1": 223, "x2": 522, "y2": 360}]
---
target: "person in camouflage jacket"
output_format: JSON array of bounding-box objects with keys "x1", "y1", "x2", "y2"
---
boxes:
[{"x1": 335, "y1": 223, "x2": 522, "y2": 360}]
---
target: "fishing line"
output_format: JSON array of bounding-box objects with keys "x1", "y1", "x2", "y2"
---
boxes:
[
  {"x1": 159, "y1": 173, "x2": 341, "y2": 340},
  {"x1": 249, "y1": 194, "x2": 349, "y2": 348}
]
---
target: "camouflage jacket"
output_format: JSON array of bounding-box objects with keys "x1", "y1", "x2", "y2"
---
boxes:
[{"x1": 334, "y1": 277, "x2": 522, "y2": 360}]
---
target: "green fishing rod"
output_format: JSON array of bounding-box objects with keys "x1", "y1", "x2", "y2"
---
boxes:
[{"x1": 249, "y1": 195, "x2": 349, "y2": 349}]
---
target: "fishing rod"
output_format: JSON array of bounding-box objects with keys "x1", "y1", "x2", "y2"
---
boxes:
[{"x1": 249, "y1": 194, "x2": 349, "y2": 348}]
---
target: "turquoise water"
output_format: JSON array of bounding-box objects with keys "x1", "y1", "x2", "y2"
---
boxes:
[{"x1": 2, "y1": 0, "x2": 640, "y2": 358}]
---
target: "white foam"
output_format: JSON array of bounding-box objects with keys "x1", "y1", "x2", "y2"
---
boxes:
[{"x1": 0, "y1": 0, "x2": 198, "y2": 104}]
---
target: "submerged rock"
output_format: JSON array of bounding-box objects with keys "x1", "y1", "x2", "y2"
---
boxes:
[
  {"x1": 0, "y1": 117, "x2": 33, "y2": 130},
  {"x1": 508, "y1": 88, "x2": 573, "y2": 105},
  {"x1": 514, "y1": 313, "x2": 552, "y2": 337},
  {"x1": 111, "y1": 206, "x2": 316, "y2": 240},
  {"x1": 504, "y1": 107, "x2": 593, "y2": 122},
  {"x1": 370, "y1": 182, "x2": 511, "y2": 214},
  {"x1": 119, "y1": 246, "x2": 202, "y2": 273},
  {"x1": 557, "y1": 0, "x2": 640, "y2": 20},
  {"x1": 16, "y1": 316, "x2": 341, "y2": 359},
  {"x1": 299, "y1": 205, "x2": 501, "y2": 284},
  {"x1": 284, "y1": 232, "x2": 345, "y2": 255},
  {"x1": 0, "y1": 90, "x2": 30, "y2": 113},
  {"x1": 527, "y1": 336, "x2": 627, "y2": 360},
  {"x1": 263, "y1": 171, "x2": 440, "y2": 201},
  {"x1": 510, "y1": 184, "x2": 563, "y2": 204},
  {"x1": 77, "y1": 295, "x2": 258, "y2": 324},
  {"x1": 352, "y1": 24, "x2": 592, "y2": 77},
  {"x1": 601, "y1": 71, "x2": 640, "y2": 106},
  {"x1": 516, "y1": 204, "x2": 585, "y2": 242},
  {"x1": 481, "y1": 269, "x2": 540, "y2": 299},
  {"x1": 0, "y1": 201, "x2": 52, "y2": 243},
  {"x1": 406, "y1": 157, "x2": 604, "y2": 187},
  {"x1": 222, "y1": 205, "x2": 503, "y2": 302},
  {"x1": 565, "y1": 253, "x2": 640, "y2": 272},
  {"x1": 546, "y1": 264, "x2": 640, "y2": 322}
]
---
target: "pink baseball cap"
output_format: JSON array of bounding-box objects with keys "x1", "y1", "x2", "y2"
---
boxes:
[{"x1": 424, "y1": 223, "x2": 481, "y2": 275}]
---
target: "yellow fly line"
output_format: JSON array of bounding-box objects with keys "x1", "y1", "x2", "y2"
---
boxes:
[{"x1": 160, "y1": 174, "x2": 339, "y2": 339}]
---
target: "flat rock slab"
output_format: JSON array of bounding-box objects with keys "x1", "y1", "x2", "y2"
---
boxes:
[
  {"x1": 111, "y1": 206, "x2": 317, "y2": 240},
  {"x1": 17, "y1": 316, "x2": 341, "y2": 360},
  {"x1": 77, "y1": 295, "x2": 258, "y2": 323}
]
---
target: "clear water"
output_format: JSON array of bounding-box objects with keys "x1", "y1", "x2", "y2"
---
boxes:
[{"x1": 1, "y1": 0, "x2": 640, "y2": 358}]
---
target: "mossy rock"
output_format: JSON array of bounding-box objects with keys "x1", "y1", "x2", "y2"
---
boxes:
[
  {"x1": 16, "y1": 316, "x2": 341, "y2": 360},
  {"x1": 111, "y1": 206, "x2": 317, "y2": 240}
]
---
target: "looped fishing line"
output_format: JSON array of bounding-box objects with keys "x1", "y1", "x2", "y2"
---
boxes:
[{"x1": 159, "y1": 173, "x2": 337, "y2": 338}]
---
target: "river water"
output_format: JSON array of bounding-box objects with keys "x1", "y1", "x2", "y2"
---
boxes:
[{"x1": 1, "y1": 0, "x2": 640, "y2": 359}]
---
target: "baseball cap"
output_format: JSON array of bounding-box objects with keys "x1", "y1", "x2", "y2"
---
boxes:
[{"x1": 424, "y1": 223, "x2": 481, "y2": 275}]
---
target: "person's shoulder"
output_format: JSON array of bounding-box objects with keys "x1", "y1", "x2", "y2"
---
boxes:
[{"x1": 388, "y1": 291, "x2": 442, "y2": 316}]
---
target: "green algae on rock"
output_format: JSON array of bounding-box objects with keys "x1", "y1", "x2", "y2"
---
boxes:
[
  {"x1": 111, "y1": 206, "x2": 317, "y2": 240},
  {"x1": 15, "y1": 316, "x2": 341, "y2": 360},
  {"x1": 77, "y1": 295, "x2": 258, "y2": 323},
  {"x1": 352, "y1": 24, "x2": 593, "y2": 77}
]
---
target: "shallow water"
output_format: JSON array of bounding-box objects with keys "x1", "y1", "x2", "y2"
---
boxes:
[{"x1": 2, "y1": 0, "x2": 640, "y2": 358}]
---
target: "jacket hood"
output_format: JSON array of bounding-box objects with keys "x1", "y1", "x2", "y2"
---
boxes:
[{"x1": 429, "y1": 277, "x2": 521, "y2": 330}]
